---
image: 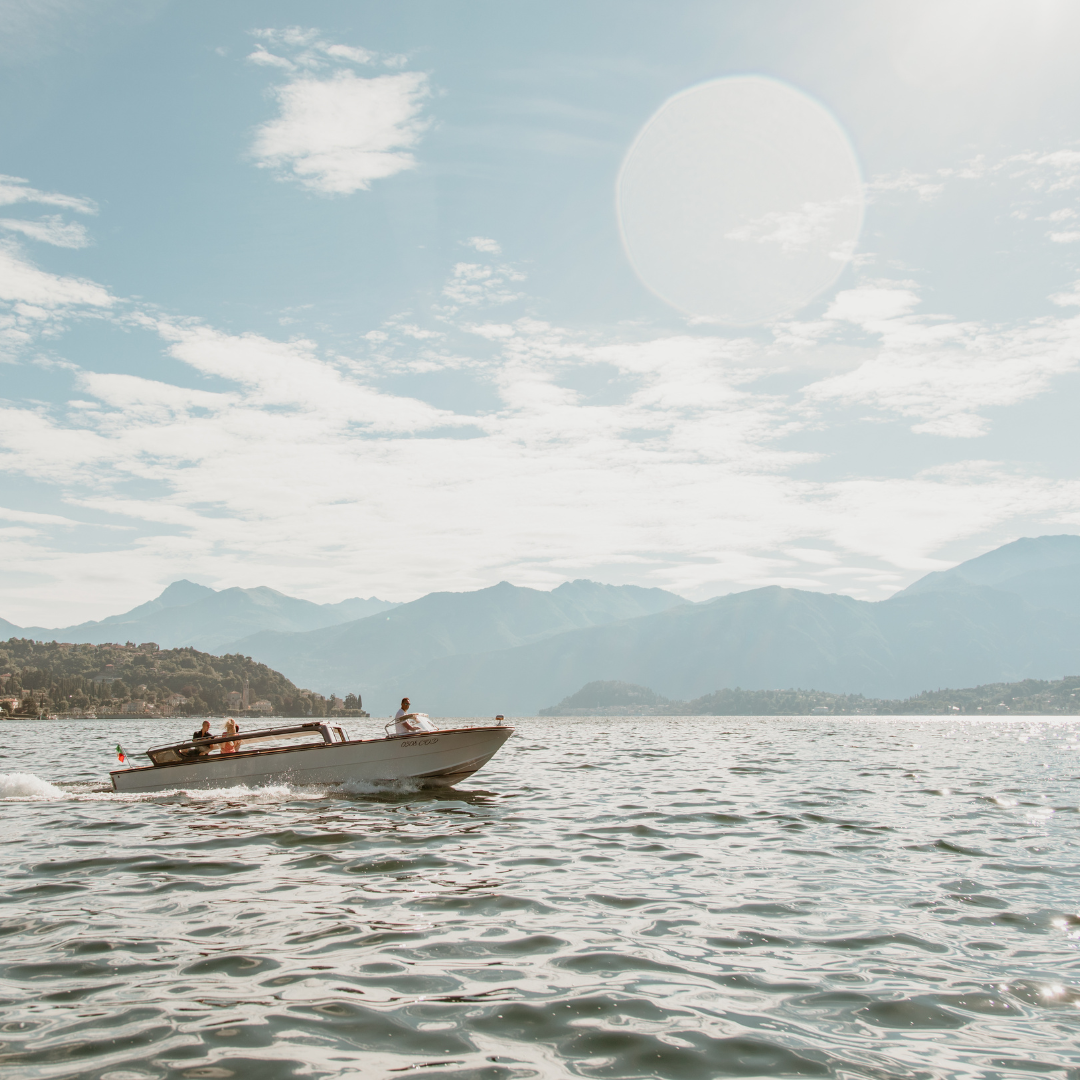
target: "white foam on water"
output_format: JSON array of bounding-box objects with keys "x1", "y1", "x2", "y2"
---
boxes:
[
  {"x1": 338, "y1": 776, "x2": 424, "y2": 796},
  {"x1": 177, "y1": 782, "x2": 321, "y2": 801},
  {"x1": 0, "y1": 772, "x2": 427, "y2": 804},
  {"x1": 63, "y1": 781, "x2": 338, "y2": 804},
  {"x1": 0, "y1": 772, "x2": 67, "y2": 800}
]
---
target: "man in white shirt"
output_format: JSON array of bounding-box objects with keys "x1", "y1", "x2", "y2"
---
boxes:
[{"x1": 393, "y1": 697, "x2": 435, "y2": 735}]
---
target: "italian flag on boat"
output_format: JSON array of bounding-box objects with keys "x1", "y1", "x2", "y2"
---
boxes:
[{"x1": 116, "y1": 744, "x2": 129, "y2": 765}]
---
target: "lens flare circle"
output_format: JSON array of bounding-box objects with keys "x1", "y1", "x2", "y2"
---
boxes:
[{"x1": 617, "y1": 75, "x2": 865, "y2": 325}]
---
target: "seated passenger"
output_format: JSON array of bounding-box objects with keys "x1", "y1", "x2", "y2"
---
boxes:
[
  {"x1": 191, "y1": 719, "x2": 214, "y2": 756},
  {"x1": 221, "y1": 717, "x2": 239, "y2": 754},
  {"x1": 393, "y1": 697, "x2": 436, "y2": 735}
]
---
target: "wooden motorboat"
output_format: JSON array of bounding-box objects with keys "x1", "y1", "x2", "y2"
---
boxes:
[{"x1": 110, "y1": 719, "x2": 513, "y2": 794}]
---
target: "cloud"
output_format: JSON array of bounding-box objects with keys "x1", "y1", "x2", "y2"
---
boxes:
[
  {"x1": 250, "y1": 27, "x2": 399, "y2": 69},
  {"x1": 323, "y1": 44, "x2": 378, "y2": 65},
  {"x1": 247, "y1": 44, "x2": 294, "y2": 70},
  {"x1": 814, "y1": 465, "x2": 1080, "y2": 570},
  {"x1": 803, "y1": 285, "x2": 1080, "y2": 437},
  {"x1": 248, "y1": 32, "x2": 429, "y2": 194},
  {"x1": 872, "y1": 149, "x2": 1080, "y2": 215},
  {"x1": 251, "y1": 70, "x2": 430, "y2": 194},
  {"x1": 76, "y1": 371, "x2": 232, "y2": 417},
  {"x1": 824, "y1": 286, "x2": 920, "y2": 325},
  {"x1": 0, "y1": 239, "x2": 112, "y2": 362},
  {"x1": 0, "y1": 215, "x2": 90, "y2": 248},
  {"x1": 1028, "y1": 150, "x2": 1080, "y2": 193},
  {"x1": 442, "y1": 262, "x2": 526, "y2": 307},
  {"x1": 0, "y1": 175, "x2": 96, "y2": 214},
  {"x1": 1041, "y1": 206, "x2": 1080, "y2": 242},
  {"x1": 725, "y1": 198, "x2": 855, "y2": 256},
  {"x1": 253, "y1": 27, "x2": 322, "y2": 48},
  {"x1": 464, "y1": 236, "x2": 502, "y2": 254},
  {"x1": 141, "y1": 319, "x2": 466, "y2": 433},
  {"x1": 0, "y1": 505, "x2": 83, "y2": 527},
  {"x1": 1051, "y1": 282, "x2": 1080, "y2": 307},
  {"x1": 0, "y1": 241, "x2": 112, "y2": 308},
  {"x1": 867, "y1": 170, "x2": 944, "y2": 201}
]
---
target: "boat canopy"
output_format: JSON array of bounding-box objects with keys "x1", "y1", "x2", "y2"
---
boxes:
[{"x1": 145, "y1": 723, "x2": 332, "y2": 765}]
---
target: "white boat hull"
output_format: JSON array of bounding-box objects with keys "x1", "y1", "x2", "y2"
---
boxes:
[{"x1": 110, "y1": 726, "x2": 513, "y2": 794}]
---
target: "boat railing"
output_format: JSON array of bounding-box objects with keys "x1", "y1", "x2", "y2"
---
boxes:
[{"x1": 144, "y1": 723, "x2": 331, "y2": 765}]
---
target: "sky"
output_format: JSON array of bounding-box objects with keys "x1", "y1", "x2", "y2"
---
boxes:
[{"x1": 3, "y1": 0, "x2": 1080, "y2": 626}]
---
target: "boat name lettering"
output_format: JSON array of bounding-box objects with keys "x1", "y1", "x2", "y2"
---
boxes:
[{"x1": 402, "y1": 738, "x2": 440, "y2": 748}]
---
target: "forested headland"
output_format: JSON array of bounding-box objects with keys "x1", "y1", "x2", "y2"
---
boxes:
[{"x1": 0, "y1": 638, "x2": 330, "y2": 718}]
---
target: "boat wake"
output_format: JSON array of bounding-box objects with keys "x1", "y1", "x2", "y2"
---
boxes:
[
  {"x1": 0, "y1": 772, "x2": 66, "y2": 800},
  {"x1": 1, "y1": 772, "x2": 430, "y2": 803},
  {"x1": 338, "y1": 776, "x2": 425, "y2": 796}
]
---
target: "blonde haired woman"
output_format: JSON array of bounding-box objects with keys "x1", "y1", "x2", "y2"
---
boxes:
[{"x1": 221, "y1": 717, "x2": 240, "y2": 754}]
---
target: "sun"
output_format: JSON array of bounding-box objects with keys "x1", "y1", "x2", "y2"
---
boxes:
[{"x1": 617, "y1": 75, "x2": 864, "y2": 326}]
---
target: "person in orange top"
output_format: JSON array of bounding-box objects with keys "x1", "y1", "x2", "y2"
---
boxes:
[{"x1": 221, "y1": 717, "x2": 240, "y2": 753}]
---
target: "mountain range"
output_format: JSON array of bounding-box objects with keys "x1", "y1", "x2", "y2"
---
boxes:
[
  {"x1": 4, "y1": 534, "x2": 1080, "y2": 716},
  {"x1": 224, "y1": 579, "x2": 687, "y2": 700},
  {"x1": 222, "y1": 534, "x2": 1080, "y2": 713},
  {"x1": 0, "y1": 580, "x2": 398, "y2": 652}
]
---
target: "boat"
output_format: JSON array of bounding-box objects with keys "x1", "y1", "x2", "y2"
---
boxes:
[{"x1": 109, "y1": 718, "x2": 514, "y2": 794}]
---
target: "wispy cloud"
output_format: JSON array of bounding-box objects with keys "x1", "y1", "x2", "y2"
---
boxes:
[
  {"x1": 0, "y1": 241, "x2": 112, "y2": 308},
  {"x1": 872, "y1": 148, "x2": 1080, "y2": 218},
  {"x1": 248, "y1": 30, "x2": 429, "y2": 194},
  {"x1": 0, "y1": 175, "x2": 96, "y2": 214},
  {"x1": 464, "y1": 236, "x2": 502, "y2": 255},
  {"x1": 248, "y1": 27, "x2": 389, "y2": 70},
  {"x1": 442, "y1": 262, "x2": 526, "y2": 308},
  {"x1": 867, "y1": 170, "x2": 945, "y2": 201},
  {"x1": 247, "y1": 45, "x2": 294, "y2": 71},
  {"x1": 0, "y1": 215, "x2": 90, "y2": 248},
  {"x1": 725, "y1": 198, "x2": 856, "y2": 256},
  {"x1": 143, "y1": 318, "x2": 463, "y2": 433},
  {"x1": 803, "y1": 284, "x2": 1080, "y2": 437}
]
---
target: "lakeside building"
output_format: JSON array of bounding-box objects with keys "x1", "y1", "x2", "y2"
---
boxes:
[
  {"x1": 224, "y1": 680, "x2": 274, "y2": 715},
  {"x1": 122, "y1": 700, "x2": 163, "y2": 717}
]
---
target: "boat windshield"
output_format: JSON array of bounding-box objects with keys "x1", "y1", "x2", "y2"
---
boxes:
[{"x1": 145, "y1": 724, "x2": 330, "y2": 765}]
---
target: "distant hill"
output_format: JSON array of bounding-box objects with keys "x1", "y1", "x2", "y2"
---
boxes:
[
  {"x1": 541, "y1": 680, "x2": 672, "y2": 714},
  {"x1": 540, "y1": 675, "x2": 1080, "y2": 716},
  {"x1": 541, "y1": 680, "x2": 875, "y2": 716},
  {"x1": 5, "y1": 581, "x2": 399, "y2": 651},
  {"x1": 224, "y1": 579, "x2": 688, "y2": 712},
  {"x1": 899, "y1": 534, "x2": 1080, "y2": 613}
]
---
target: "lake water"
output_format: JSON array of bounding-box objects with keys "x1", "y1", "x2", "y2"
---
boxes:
[{"x1": 2, "y1": 716, "x2": 1079, "y2": 1080}]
